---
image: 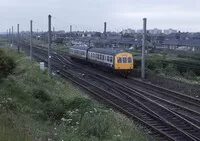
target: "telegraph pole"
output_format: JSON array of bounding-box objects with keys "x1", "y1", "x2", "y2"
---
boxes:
[
  {"x1": 70, "y1": 25, "x2": 72, "y2": 45},
  {"x1": 6, "y1": 29, "x2": 8, "y2": 37},
  {"x1": 11, "y1": 26, "x2": 13, "y2": 47},
  {"x1": 17, "y1": 24, "x2": 20, "y2": 53},
  {"x1": 104, "y1": 22, "x2": 107, "y2": 37},
  {"x1": 141, "y1": 18, "x2": 147, "y2": 79},
  {"x1": 30, "y1": 20, "x2": 33, "y2": 64},
  {"x1": 9, "y1": 28, "x2": 11, "y2": 45},
  {"x1": 48, "y1": 15, "x2": 52, "y2": 77},
  {"x1": 103, "y1": 22, "x2": 107, "y2": 48},
  {"x1": 70, "y1": 25, "x2": 72, "y2": 33}
]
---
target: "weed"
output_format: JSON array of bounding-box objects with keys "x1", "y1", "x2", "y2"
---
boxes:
[{"x1": 32, "y1": 88, "x2": 51, "y2": 102}]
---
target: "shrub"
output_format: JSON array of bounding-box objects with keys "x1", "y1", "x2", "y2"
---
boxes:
[
  {"x1": 0, "y1": 49, "x2": 16, "y2": 78},
  {"x1": 163, "y1": 64, "x2": 180, "y2": 77},
  {"x1": 32, "y1": 88, "x2": 51, "y2": 102},
  {"x1": 38, "y1": 99, "x2": 66, "y2": 121},
  {"x1": 183, "y1": 71, "x2": 197, "y2": 80},
  {"x1": 79, "y1": 111, "x2": 116, "y2": 140}
]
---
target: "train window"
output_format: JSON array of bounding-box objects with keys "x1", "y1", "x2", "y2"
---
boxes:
[
  {"x1": 110, "y1": 57, "x2": 113, "y2": 62},
  {"x1": 100, "y1": 55, "x2": 102, "y2": 60},
  {"x1": 107, "y1": 56, "x2": 109, "y2": 62},
  {"x1": 128, "y1": 57, "x2": 132, "y2": 63},
  {"x1": 123, "y1": 57, "x2": 127, "y2": 63},
  {"x1": 117, "y1": 57, "x2": 122, "y2": 63},
  {"x1": 97, "y1": 54, "x2": 99, "y2": 59}
]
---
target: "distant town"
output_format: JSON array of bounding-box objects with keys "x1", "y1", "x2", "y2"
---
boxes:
[{"x1": 24, "y1": 26, "x2": 199, "y2": 53}]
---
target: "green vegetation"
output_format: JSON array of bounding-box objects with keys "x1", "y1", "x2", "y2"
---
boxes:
[
  {"x1": 0, "y1": 38, "x2": 10, "y2": 46},
  {"x1": 0, "y1": 45, "x2": 148, "y2": 140},
  {"x1": 131, "y1": 50, "x2": 200, "y2": 84},
  {"x1": 0, "y1": 49, "x2": 16, "y2": 78}
]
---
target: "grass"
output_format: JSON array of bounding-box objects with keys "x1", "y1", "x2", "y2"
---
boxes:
[{"x1": 0, "y1": 44, "x2": 149, "y2": 140}]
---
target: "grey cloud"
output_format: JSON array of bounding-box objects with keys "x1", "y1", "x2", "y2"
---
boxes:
[{"x1": 0, "y1": 0, "x2": 200, "y2": 32}]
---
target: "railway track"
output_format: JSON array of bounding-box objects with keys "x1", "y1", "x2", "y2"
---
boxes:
[
  {"x1": 33, "y1": 52, "x2": 198, "y2": 141},
  {"x1": 55, "y1": 54, "x2": 200, "y2": 125},
  {"x1": 15, "y1": 40, "x2": 200, "y2": 141}
]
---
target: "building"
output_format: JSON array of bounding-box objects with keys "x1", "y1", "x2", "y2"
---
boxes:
[
  {"x1": 149, "y1": 28, "x2": 162, "y2": 35},
  {"x1": 164, "y1": 29, "x2": 177, "y2": 35},
  {"x1": 162, "y1": 39, "x2": 200, "y2": 51},
  {"x1": 122, "y1": 28, "x2": 135, "y2": 34},
  {"x1": 136, "y1": 29, "x2": 143, "y2": 34}
]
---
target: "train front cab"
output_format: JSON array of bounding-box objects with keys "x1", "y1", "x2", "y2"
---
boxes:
[{"x1": 114, "y1": 52, "x2": 134, "y2": 76}]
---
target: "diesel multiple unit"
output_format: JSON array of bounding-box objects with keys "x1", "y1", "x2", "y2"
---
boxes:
[{"x1": 69, "y1": 46, "x2": 134, "y2": 76}]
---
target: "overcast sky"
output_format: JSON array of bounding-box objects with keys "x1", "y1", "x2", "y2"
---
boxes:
[{"x1": 1, "y1": 0, "x2": 200, "y2": 32}]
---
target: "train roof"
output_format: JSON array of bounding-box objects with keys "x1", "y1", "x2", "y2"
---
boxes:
[
  {"x1": 88, "y1": 48, "x2": 125, "y2": 55},
  {"x1": 70, "y1": 46, "x2": 90, "y2": 51}
]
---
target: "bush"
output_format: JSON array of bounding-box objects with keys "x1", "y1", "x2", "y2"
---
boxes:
[
  {"x1": 0, "y1": 49, "x2": 16, "y2": 78},
  {"x1": 79, "y1": 111, "x2": 116, "y2": 139},
  {"x1": 32, "y1": 88, "x2": 51, "y2": 102},
  {"x1": 38, "y1": 98, "x2": 67, "y2": 121},
  {"x1": 163, "y1": 64, "x2": 180, "y2": 77},
  {"x1": 183, "y1": 71, "x2": 197, "y2": 80}
]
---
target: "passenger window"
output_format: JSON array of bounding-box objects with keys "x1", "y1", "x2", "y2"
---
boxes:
[
  {"x1": 110, "y1": 57, "x2": 113, "y2": 62},
  {"x1": 123, "y1": 57, "x2": 127, "y2": 63},
  {"x1": 107, "y1": 56, "x2": 109, "y2": 61},
  {"x1": 117, "y1": 57, "x2": 122, "y2": 63},
  {"x1": 128, "y1": 57, "x2": 132, "y2": 63}
]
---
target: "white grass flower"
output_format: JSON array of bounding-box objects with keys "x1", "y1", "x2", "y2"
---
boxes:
[
  {"x1": 61, "y1": 117, "x2": 67, "y2": 122},
  {"x1": 93, "y1": 108, "x2": 97, "y2": 112}
]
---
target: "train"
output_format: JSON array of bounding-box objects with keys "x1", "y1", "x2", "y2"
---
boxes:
[{"x1": 69, "y1": 46, "x2": 134, "y2": 76}]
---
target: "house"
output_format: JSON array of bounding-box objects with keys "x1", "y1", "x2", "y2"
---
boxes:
[{"x1": 162, "y1": 39, "x2": 200, "y2": 51}]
